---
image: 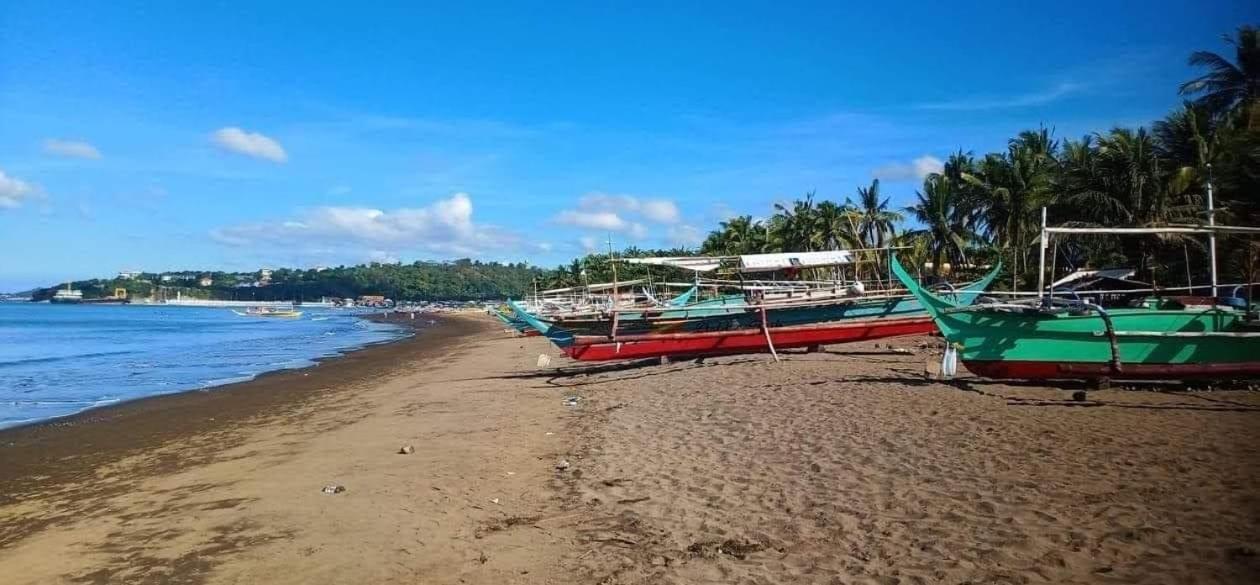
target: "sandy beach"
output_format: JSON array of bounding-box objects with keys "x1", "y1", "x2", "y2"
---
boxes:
[{"x1": 3, "y1": 314, "x2": 1259, "y2": 584}]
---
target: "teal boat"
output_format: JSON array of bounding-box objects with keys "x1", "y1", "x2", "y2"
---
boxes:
[{"x1": 891, "y1": 255, "x2": 1260, "y2": 381}]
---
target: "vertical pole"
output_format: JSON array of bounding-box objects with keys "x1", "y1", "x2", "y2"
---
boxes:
[
  {"x1": 607, "y1": 234, "x2": 619, "y2": 308},
  {"x1": 1207, "y1": 165, "x2": 1218, "y2": 298},
  {"x1": 1037, "y1": 207, "x2": 1048, "y2": 301}
]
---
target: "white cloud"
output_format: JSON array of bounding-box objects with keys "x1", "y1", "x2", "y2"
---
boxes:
[
  {"x1": 574, "y1": 192, "x2": 680, "y2": 224},
  {"x1": 552, "y1": 191, "x2": 680, "y2": 243},
  {"x1": 667, "y1": 224, "x2": 704, "y2": 248},
  {"x1": 0, "y1": 169, "x2": 36, "y2": 209},
  {"x1": 554, "y1": 209, "x2": 631, "y2": 231},
  {"x1": 914, "y1": 82, "x2": 1084, "y2": 111},
  {"x1": 211, "y1": 127, "x2": 288, "y2": 163},
  {"x1": 43, "y1": 139, "x2": 102, "y2": 159},
  {"x1": 872, "y1": 155, "x2": 944, "y2": 182},
  {"x1": 210, "y1": 192, "x2": 524, "y2": 257},
  {"x1": 579, "y1": 236, "x2": 599, "y2": 252}
]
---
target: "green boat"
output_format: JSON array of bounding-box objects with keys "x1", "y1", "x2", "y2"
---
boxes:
[{"x1": 891, "y1": 255, "x2": 1260, "y2": 381}]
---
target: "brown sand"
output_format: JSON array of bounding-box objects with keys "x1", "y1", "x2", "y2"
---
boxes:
[
  {"x1": 1, "y1": 314, "x2": 575, "y2": 584},
  {"x1": 554, "y1": 342, "x2": 1260, "y2": 585},
  {"x1": 3, "y1": 316, "x2": 1259, "y2": 584}
]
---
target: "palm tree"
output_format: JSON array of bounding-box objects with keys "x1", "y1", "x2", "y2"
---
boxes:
[
  {"x1": 904, "y1": 173, "x2": 979, "y2": 275},
  {"x1": 1059, "y1": 127, "x2": 1201, "y2": 281},
  {"x1": 813, "y1": 200, "x2": 859, "y2": 251},
  {"x1": 847, "y1": 179, "x2": 902, "y2": 248},
  {"x1": 770, "y1": 192, "x2": 820, "y2": 252},
  {"x1": 1179, "y1": 26, "x2": 1260, "y2": 128},
  {"x1": 701, "y1": 215, "x2": 767, "y2": 256},
  {"x1": 961, "y1": 131, "x2": 1057, "y2": 286}
]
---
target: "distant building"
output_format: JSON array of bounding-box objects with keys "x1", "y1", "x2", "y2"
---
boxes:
[
  {"x1": 258, "y1": 268, "x2": 273, "y2": 285},
  {"x1": 118, "y1": 270, "x2": 142, "y2": 280},
  {"x1": 198, "y1": 275, "x2": 213, "y2": 287},
  {"x1": 357, "y1": 295, "x2": 386, "y2": 306},
  {"x1": 159, "y1": 274, "x2": 173, "y2": 282}
]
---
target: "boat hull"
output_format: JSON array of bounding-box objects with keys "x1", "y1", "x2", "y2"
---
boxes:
[
  {"x1": 963, "y1": 359, "x2": 1260, "y2": 380},
  {"x1": 889, "y1": 256, "x2": 1260, "y2": 381},
  {"x1": 563, "y1": 316, "x2": 935, "y2": 361}
]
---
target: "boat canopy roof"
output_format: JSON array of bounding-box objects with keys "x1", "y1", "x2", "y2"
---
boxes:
[
  {"x1": 623, "y1": 257, "x2": 725, "y2": 272},
  {"x1": 738, "y1": 250, "x2": 853, "y2": 272}
]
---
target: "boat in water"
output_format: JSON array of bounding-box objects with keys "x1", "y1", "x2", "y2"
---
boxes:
[
  {"x1": 233, "y1": 306, "x2": 304, "y2": 318},
  {"x1": 890, "y1": 218, "x2": 1260, "y2": 382}
]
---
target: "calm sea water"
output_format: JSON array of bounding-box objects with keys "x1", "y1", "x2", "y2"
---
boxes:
[{"x1": 0, "y1": 303, "x2": 408, "y2": 429}]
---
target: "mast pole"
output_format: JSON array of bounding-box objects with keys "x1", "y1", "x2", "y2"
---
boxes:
[
  {"x1": 607, "y1": 234, "x2": 618, "y2": 308},
  {"x1": 1037, "y1": 207, "x2": 1048, "y2": 301},
  {"x1": 1207, "y1": 164, "x2": 1218, "y2": 298}
]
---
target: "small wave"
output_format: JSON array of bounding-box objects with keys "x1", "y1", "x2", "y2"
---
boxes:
[
  {"x1": 199, "y1": 374, "x2": 257, "y2": 388},
  {"x1": 0, "y1": 350, "x2": 137, "y2": 369}
]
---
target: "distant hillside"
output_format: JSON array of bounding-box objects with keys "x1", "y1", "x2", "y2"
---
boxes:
[{"x1": 31, "y1": 259, "x2": 547, "y2": 302}]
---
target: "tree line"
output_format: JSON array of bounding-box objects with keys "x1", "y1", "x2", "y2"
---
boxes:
[
  {"x1": 686, "y1": 26, "x2": 1259, "y2": 291},
  {"x1": 31, "y1": 260, "x2": 548, "y2": 302}
]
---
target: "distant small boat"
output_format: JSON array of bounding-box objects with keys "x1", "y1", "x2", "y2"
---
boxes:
[
  {"x1": 233, "y1": 307, "x2": 303, "y2": 318},
  {"x1": 50, "y1": 284, "x2": 84, "y2": 304}
]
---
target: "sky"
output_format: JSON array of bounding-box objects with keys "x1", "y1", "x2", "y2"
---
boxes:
[{"x1": 1, "y1": 1, "x2": 1256, "y2": 291}]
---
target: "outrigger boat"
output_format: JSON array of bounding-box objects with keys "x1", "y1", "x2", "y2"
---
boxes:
[
  {"x1": 233, "y1": 306, "x2": 304, "y2": 318},
  {"x1": 891, "y1": 210, "x2": 1260, "y2": 382},
  {"x1": 491, "y1": 305, "x2": 541, "y2": 336},
  {"x1": 512, "y1": 250, "x2": 1002, "y2": 361}
]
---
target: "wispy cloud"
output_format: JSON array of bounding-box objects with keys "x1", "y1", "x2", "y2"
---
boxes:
[
  {"x1": 871, "y1": 155, "x2": 943, "y2": 182},
  {"x1": 914, "y1": 82, "x2": 1085, "y2": 111},
  {"x1": 211, "y1": 127, "x2": 288, "y2": 163},
  {"x1": 42, "y1": 138, "x2": 102, "y2": 159}
]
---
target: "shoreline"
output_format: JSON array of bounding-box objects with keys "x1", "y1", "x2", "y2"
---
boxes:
[
  {"x1": 0, "y1": 310, "x2": 416, "y2": 434},
  {"x1": 0, "y1": 312, "x2": 473, "y2": 508}
]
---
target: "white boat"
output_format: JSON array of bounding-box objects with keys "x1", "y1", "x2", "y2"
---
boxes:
[{"x1": 232, "y1": 307, "x2": 303, "y2": 318}]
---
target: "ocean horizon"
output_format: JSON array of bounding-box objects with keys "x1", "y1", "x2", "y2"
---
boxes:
[{"x1": 0, "y1": 303, "x2": 408, "y2": 429}]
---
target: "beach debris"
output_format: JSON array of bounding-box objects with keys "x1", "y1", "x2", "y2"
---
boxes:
[
  {"x1": 490, "y1": 498, "x2": 500, "y2": 505},
  {"x1": 810, "y1": 463, "x2": 822, "y2": 473},
  {"x1": 398, "y1": 445, "x2": 415, "y2": 455},
  {"x1": 545, "y1": 432, "x2": 555, "y2": 436},
  {"x1": 563, "y1": 396, "x2": 580, "y2": 407},
  {"x1": 321, "y1": 484, "x2": 346, "y2": 494},
  {"x1": 1071, "y1": 391, "x2": 1088, "y2": 402},
  {"x1": 478, "y1": 551, "x2": 489, "y2": 564},
  {"x1": 891, "y1": 347, "x2": 914, "y2": 355},
  {"x1": 536, "y1": 354, "x2": 552, "y2": 368},
  {"x1": 687, "y1": 539, "x2": 765, "y2": 560},
  {"x1": 924, "y1": 357, "x2": 942, "y2": 379},
  {"x1": 555, "y1": 459, "x2": 571, "y2": 471}
]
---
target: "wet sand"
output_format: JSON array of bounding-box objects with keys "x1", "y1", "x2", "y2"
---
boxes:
[{"x1": 2, "y1": 315, "x2": 1259, "y2": 584}]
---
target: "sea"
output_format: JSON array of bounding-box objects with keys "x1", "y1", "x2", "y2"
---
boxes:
[{"x1": 0, "y1": 302, "x2": 409, "y2": 429}]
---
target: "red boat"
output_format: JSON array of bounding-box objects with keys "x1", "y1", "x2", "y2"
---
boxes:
[{"x1": 562, "y1": 315, "x2": 935, "y2": 361}]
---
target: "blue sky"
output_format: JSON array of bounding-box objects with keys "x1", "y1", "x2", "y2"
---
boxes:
[{"x1": 0, "y1": 1, "x2": 1255, "y2": 291}]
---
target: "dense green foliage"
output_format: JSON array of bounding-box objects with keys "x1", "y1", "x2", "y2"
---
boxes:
[
  {"x1": 690, "y1": 27, "x2": 1260, "y2": 290},
  {"x1": 32, "y1": 260, "x2": 547, "y2": 302}
]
